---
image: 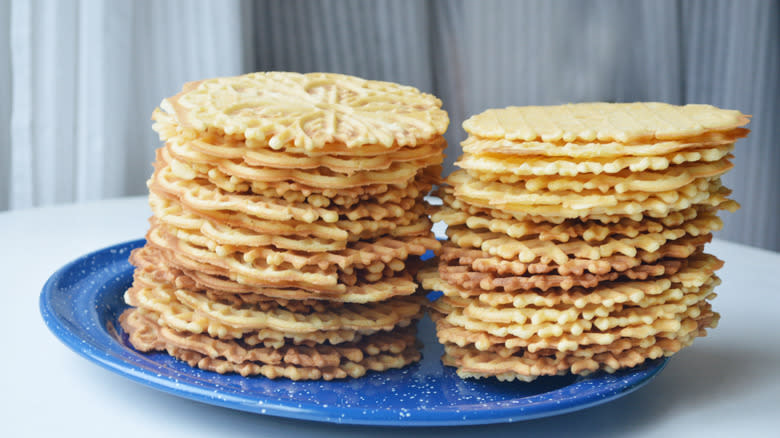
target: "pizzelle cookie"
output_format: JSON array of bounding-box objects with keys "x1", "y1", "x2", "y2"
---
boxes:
[
  {"x1": 434, "y1": 199, "x2": 722, "y2": 243},
  {"x1": 420, "y1": 102, "x2": 748, "y2": 381},
  {"x1": 121, "y1": 72, "x2": 448, "y2": 379},
  {"x1": 121, "y1": 309, "x2": 421, "y2": 380},
  {"x1": 158, "y1": 71, "x2": 449, "y2": 150},
  {"x1": 449, "y1": 169, "x2": 731, "y2": 221},
  {"x1": 456, "y1": 144, "x2": 734, "y2": 176},
  {"x1": 461, "y1": 102, "x2": 748, "y2": 144}
]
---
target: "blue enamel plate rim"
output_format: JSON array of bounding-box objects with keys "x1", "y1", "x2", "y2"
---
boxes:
[{"x1": 39, "y1": 239, "x2": 669, "y2": 426}]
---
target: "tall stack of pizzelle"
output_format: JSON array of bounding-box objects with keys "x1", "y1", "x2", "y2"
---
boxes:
[
  {"x1": 419, "y1": 103, "x2": 749, "y2": 381},
  {"x1": 119, "y1": 72, "x2": 448, "y2": 380}
]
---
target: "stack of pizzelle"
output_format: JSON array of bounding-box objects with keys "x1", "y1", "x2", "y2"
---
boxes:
[
  {"x1": 119, "y1": 72, "x2": 449, "y2": 380},
  {"x1": 420, "y1": 102, "x2": 749, "y2": 381}
]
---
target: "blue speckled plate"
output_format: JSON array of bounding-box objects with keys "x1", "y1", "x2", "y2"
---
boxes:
[{"x1": 40, "y1": 239, "x2": 668, "y2": 426}]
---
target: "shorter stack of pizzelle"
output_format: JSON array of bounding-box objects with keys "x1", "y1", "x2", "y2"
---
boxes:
[
  {"x1": 120, "y1": 72, "x2": 448, "y2": 380},
  {"x1": 420, "y1": 103, "x2": 749, "y2": 381}
]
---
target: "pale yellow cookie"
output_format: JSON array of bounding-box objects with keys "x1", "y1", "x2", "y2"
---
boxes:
[
  {"x1": 455, "y1": 144, "x2": 734, "y2": 176},
  {"x1": 158, "y1": 72, "x2": 449, "y2": 150},
  {"x1": 462, "y1": 102, "x2": 749, "y2": 143}
]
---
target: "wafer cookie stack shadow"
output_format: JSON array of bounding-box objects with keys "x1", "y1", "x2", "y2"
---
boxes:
[
  {"x1": 420, "y1": 103, "x2": 749, "y2": 381},
  {"x1": 120, "y1": 72, "x2": 448, "y2": 380}
]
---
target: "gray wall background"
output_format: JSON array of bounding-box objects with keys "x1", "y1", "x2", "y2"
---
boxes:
[{"x1": 251, "y1": 0, "x2": 779, "y2": 251}]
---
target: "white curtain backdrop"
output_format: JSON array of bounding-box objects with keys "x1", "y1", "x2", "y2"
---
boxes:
[
  {"x1": 0, "y1": 0, "x2": 10, "y2": 212},
  {"x1": 2, "y1": 0, "x2": 249, "y2": 211}
]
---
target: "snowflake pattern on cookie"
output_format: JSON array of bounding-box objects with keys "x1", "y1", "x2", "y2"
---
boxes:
[{"x1": 163, "y1": 72, "x2": 449, "y2": 150}]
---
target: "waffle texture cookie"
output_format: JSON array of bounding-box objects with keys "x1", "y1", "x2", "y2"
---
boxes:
[
  {"x1": 120, "y1": 72, "x2": 448, "y2": 380},
  {"x1": 421, "y1": 102, "x2": 748, "y2": 381}
]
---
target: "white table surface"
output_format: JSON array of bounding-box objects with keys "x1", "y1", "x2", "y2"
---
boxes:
[{"x1": 2, "y1": 196, "x2": 779, "y2": 437}]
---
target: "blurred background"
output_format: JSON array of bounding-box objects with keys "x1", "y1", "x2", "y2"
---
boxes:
[{"x1": 0, "y1": 0, "x2": 777, "y2": 250}]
